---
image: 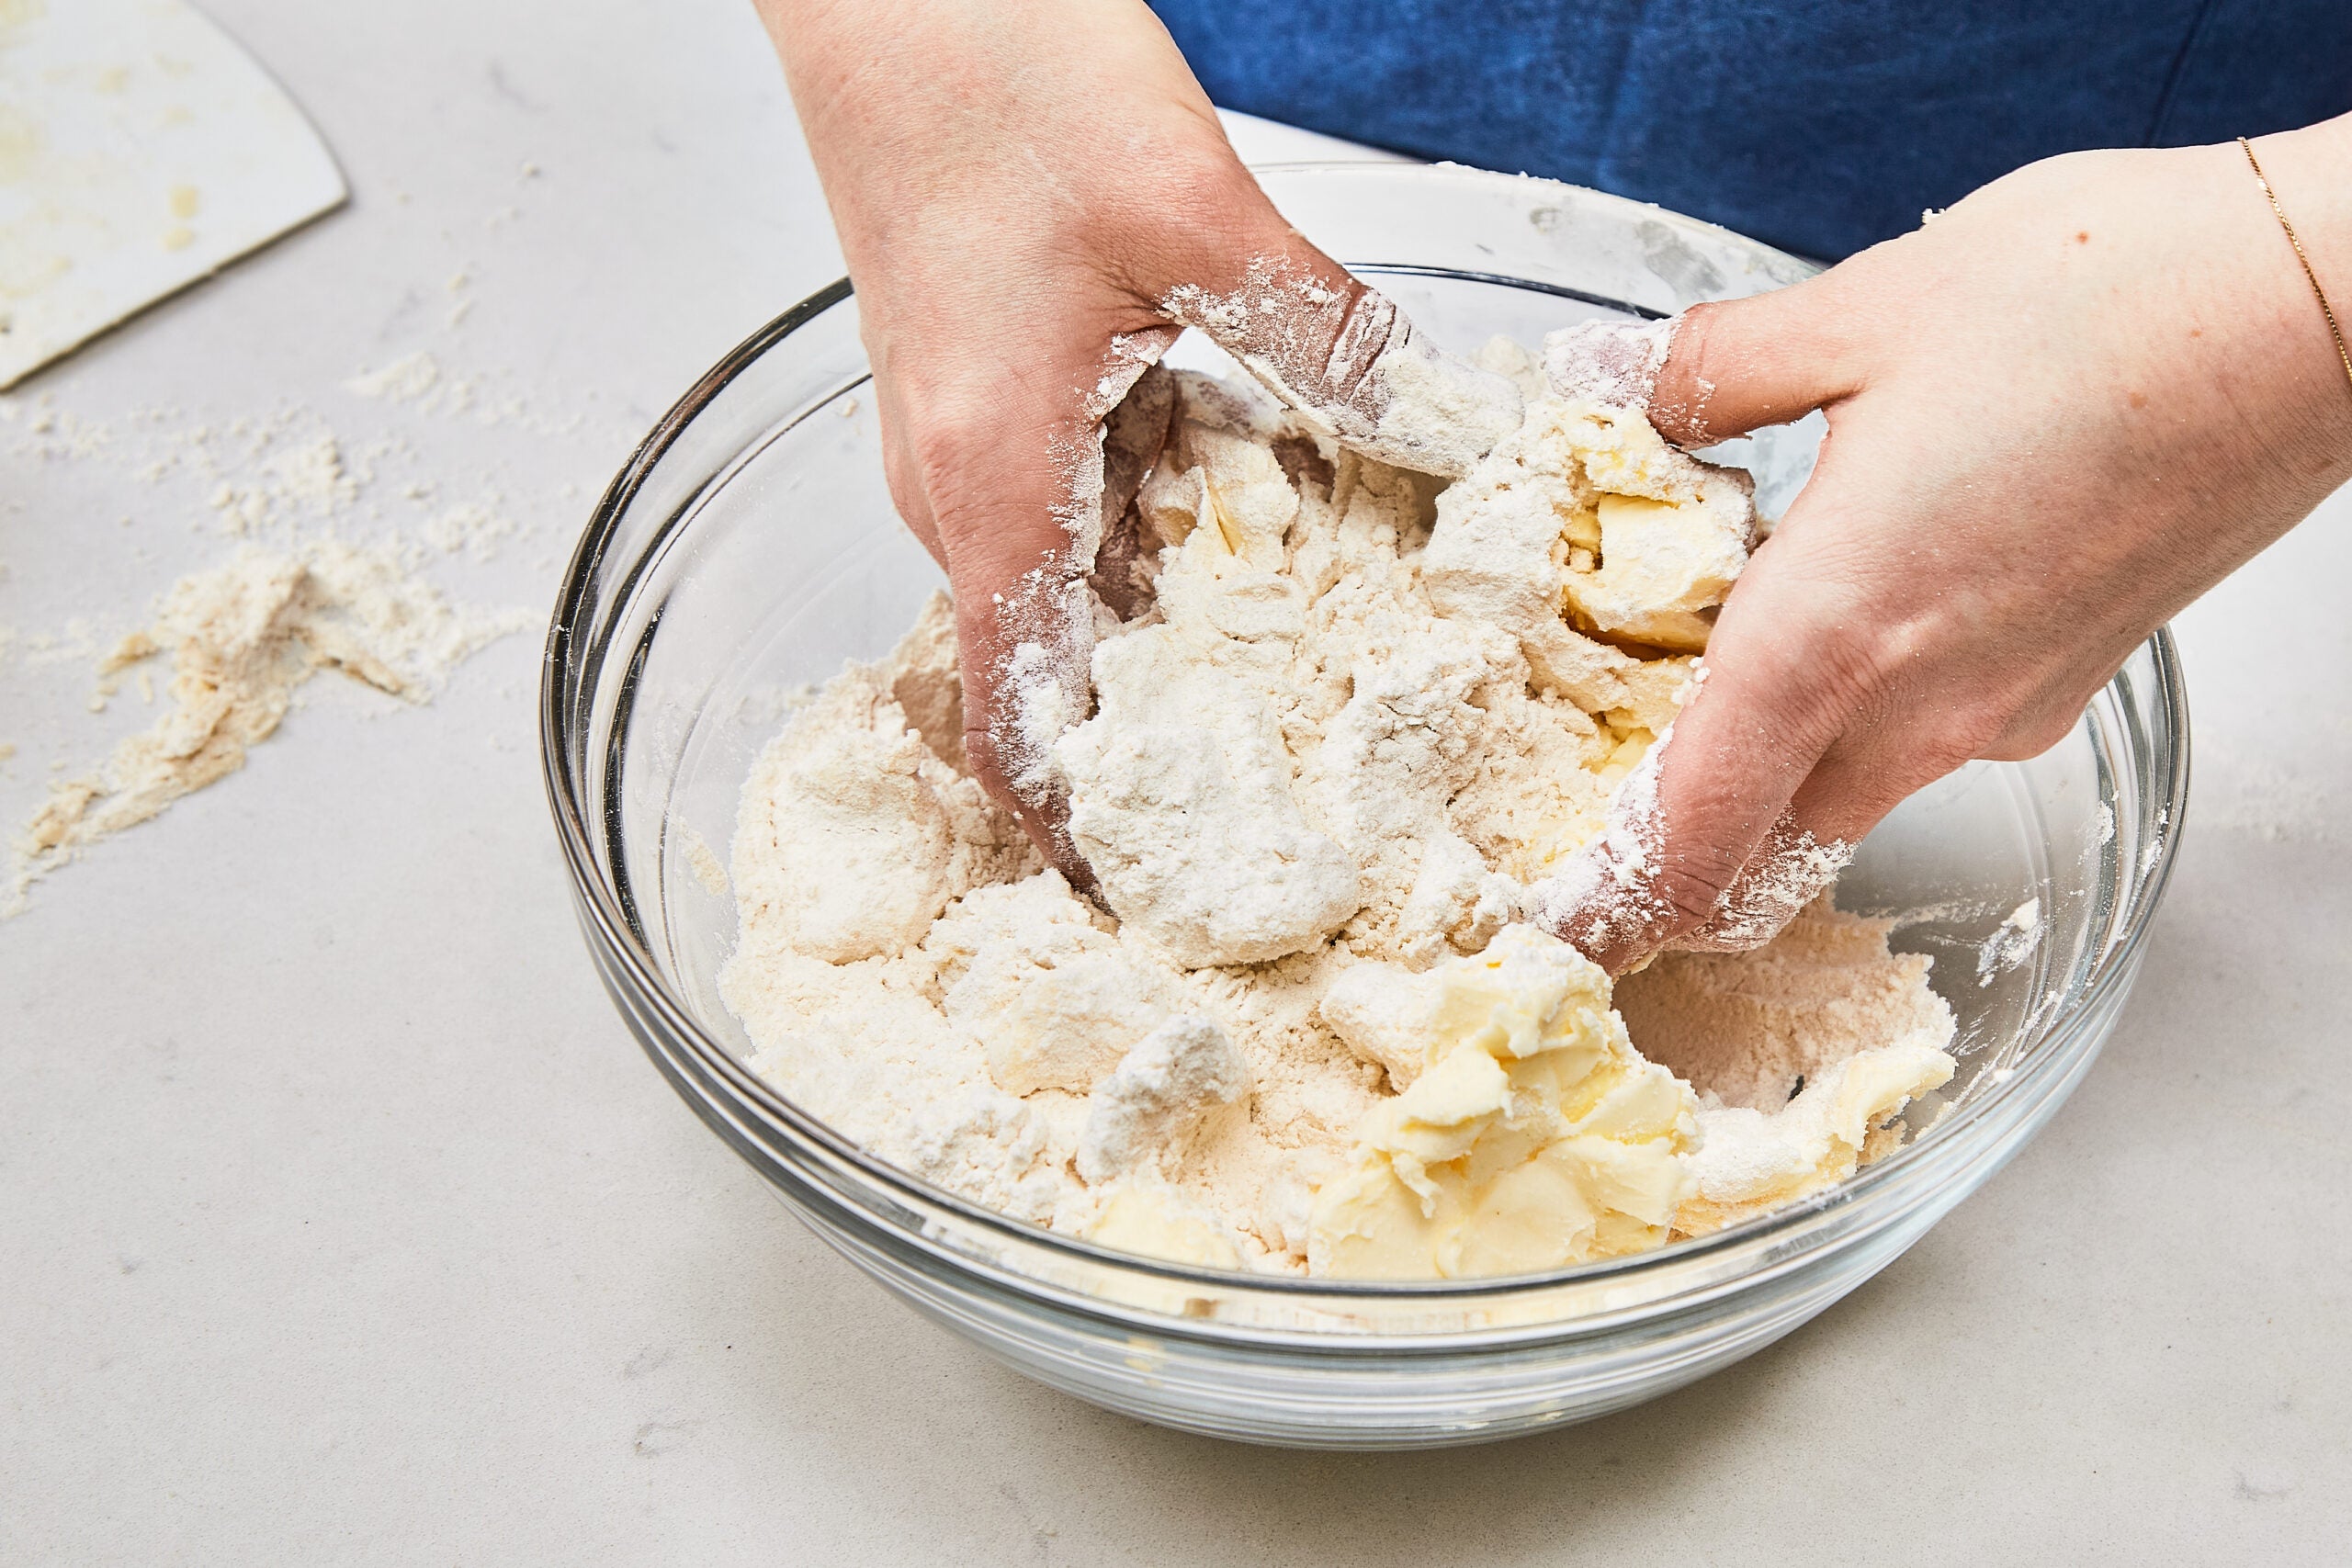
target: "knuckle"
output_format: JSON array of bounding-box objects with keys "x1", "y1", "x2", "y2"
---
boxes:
[
  {"x1": 1979, "y1": 702, "x2": 2084, "y2": 762},
  {"x1": 1724, "y1": 595, "x2": 1888, "y2": 756},
  {"x1": 1918, "y1": 669, "x2": 2092, "y2": 767},
  {"x1": 1804, "y1": 617, "x2": 1895, "y2": 720},
  {"x1": 1152, "y1": 138, "x2": 1257, "y2": 220},
  {"x1": 1537, "y1": 832, "x2": 1737, "y2": 972},
  {"x1": 1667, "y1": 299, "x2": 1722, "y2": 377},
  {"x1": 1927, "y1": 705, "x2": 2012, "y2": 771},
  {"x1": 881, "y1": 435, "x2": 935, "y2": 532},
  {"x1": 1098, "y1": 144, "x2": 1265, "y2": 299},
  {"x1": 1772, "y1": 582, "x2": 1967, "y2": 753},
  {"x1": 907, "y1": 392, "x2": 1006, "y2": 490},
  {"x1": 1648, "y1": 859, "x2": 1737, "y2": 928},
  {"x1": 907, "y1": 414, "x2": 1063, "y2": 572}
]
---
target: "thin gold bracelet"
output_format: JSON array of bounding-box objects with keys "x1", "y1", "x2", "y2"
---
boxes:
[{"x1": 2240, "y1": 135, "x2": 2352, "y2": 400}]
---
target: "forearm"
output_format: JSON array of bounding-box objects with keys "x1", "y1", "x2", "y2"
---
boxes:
[{"x1": 751, "y1": 0, "x2": 1235, "y2": 288}]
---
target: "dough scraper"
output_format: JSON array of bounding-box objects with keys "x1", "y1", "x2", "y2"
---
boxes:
[{"x1": 0, "y1": 0, "x2": 346, "y2": 389}]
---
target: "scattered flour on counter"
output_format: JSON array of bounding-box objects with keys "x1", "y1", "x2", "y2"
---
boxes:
[
  {"x1": 345, "y1": 351, "x2": 444, "y2": 404},
  {"x1": 421, "y1": 499, "x2": 519, "y2": 562},
  {"x1": 6, "y1": 541, "x2": 533, "y2": 915},
  {"x1": 721, "y1": 348, "x2": 1957, "y2": 1279},
  {"x1": 207, "y1": 431, "x2": 366, "y2": 535},
  {"x1": 0, "y1": 321, "x2": 625, "y2": 916}
]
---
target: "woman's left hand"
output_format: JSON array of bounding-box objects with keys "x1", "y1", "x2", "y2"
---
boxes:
[{"x1": 1538, "y1": 119, "x2": 2352, "y2": 973}]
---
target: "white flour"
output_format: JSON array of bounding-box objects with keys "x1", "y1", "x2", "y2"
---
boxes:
[
  {"x1": 723, "y1": 345, "x2": 1955, "y2": 1277},
  {"x1": 0, "y1": 327, "x2": 587, "y2": 913},
  {"x1": 7, "y1": 539, "x2": 532, "y2": 914}
]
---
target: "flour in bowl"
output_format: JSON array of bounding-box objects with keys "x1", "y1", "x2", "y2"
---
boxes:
[{"x1": 720, "y1": 337, "x2": 1955, "y2": 1279}]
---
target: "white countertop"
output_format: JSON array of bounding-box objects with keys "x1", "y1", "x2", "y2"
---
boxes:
[{"x1": 3, "y1": 2, "x2": 2346, "y2": 1560}]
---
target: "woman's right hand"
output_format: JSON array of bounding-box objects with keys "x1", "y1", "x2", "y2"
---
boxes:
[{"x1": 756, "y1": 0, "x2": 1519, "y2": 882}]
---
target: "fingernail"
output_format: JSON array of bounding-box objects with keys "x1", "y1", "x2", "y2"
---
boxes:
[{"x1": 1542, "y1": 317, "x2": 1677, "y2": 412}]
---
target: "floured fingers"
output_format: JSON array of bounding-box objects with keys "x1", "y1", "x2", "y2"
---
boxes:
[
  {"x1": 1543, "y1": 282, "x2": 1862, "y2": 449},
  {"x1": 1162, "y1": 254, "x2": 1523, "y2": 478}
]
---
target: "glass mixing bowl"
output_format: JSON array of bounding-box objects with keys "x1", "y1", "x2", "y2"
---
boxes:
[{"x1": 542, "y1": 164, "x2": 2187, "y2": 1449}]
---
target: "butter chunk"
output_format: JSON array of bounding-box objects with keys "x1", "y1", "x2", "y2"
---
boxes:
[
  {"x1": 1556, "y1": 398, "x2": 1711, "y2": 502},
  {"x1": 1080, "y1": 1178, "x2": 1242, "y2": 1269},
  {"x1": 1518, "y1": 619, "x2": 1694, "y2": 730},
  {"x1": 1421, "y1": 404, "x2": 1596, "y2": 639},
  {"x1": 1563, "y1": 488, "x2": 1751, "y2": 653},
  {"x1": 1182, "y1": 424, "x2": 1299, "y2": 570},
  {"x1": 1422, "y1": 394, "x2": 1736, "y2": 704},
  {"x1": 1136, "y1": 371, "x2": 1301, "y2": 569},
  {"x1": 1308, "y1": 925, "x2": 1700, "y2": 1279}
]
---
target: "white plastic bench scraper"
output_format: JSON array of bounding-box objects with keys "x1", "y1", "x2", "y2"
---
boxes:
[{"x1": 0, "y1": 0, "x2": 347, "y2": 389}]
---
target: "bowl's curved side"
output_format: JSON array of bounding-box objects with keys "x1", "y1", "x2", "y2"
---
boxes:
[{"x1": 584, "y1": 824, "x2": 2146, "y2": 1445}]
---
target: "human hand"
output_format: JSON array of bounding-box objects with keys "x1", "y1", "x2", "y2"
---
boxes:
[
  {"x1": 757, "y1": 0, "x2": 1519, "y2": 883},
  {"x1": 1535, "y1": 120, "x2": 2352, "y2": 973}
]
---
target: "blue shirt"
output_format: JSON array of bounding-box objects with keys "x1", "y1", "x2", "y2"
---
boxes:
[{"x1": 1148, "y1": 1, "x2": 2352, "y2": 260}]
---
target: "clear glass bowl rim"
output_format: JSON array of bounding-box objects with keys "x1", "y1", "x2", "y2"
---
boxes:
[{"x1": 541, "y1": 200, "x2": 2190, "y2": 1306}]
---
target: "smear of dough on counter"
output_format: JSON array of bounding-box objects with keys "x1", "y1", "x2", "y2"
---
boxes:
[
  {"x1": 6, "y1": 540, "x2": 530, "y2": 914},
  {"x1": 721, "y1": 344, "x2": 1957, "y2": 1278}
]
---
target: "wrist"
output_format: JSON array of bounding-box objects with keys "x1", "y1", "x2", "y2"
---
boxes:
[
  {"x1": 757, "y1": 0, "x2": 1241, "y2": 293},
  {"x1": 2237, "y1": 118, "x2": 2352, "y2": 453}
]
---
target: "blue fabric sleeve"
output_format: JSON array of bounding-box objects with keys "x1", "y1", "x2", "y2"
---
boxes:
[{"x1": 1149, "y1": 0, "x2": 2352, "y2": 260}]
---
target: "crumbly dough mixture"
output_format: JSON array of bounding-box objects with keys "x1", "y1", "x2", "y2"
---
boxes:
[{"x1": 721, "y1": 341, "x2": 1957, "y2": 1279}]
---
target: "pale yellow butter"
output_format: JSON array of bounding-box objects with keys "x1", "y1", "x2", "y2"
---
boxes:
[
  {"x1": 1080, "y1": 1179, "x2": 1243, "y2": 1269},
  {"x1": 1570, "y1": 491, "x2": 1751, "y2": 653},
  {"x1": 1308, "y1": 926, "x2": 1700, "y2": 1279}
]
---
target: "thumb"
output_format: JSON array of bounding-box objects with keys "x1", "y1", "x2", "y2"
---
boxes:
[
  {"x1": 1163, "y1": 249, "x2": 1523, "y2": 479},
  {"x1": 1544, "y1": 272, "x2": 1865, "y2": 446}
]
